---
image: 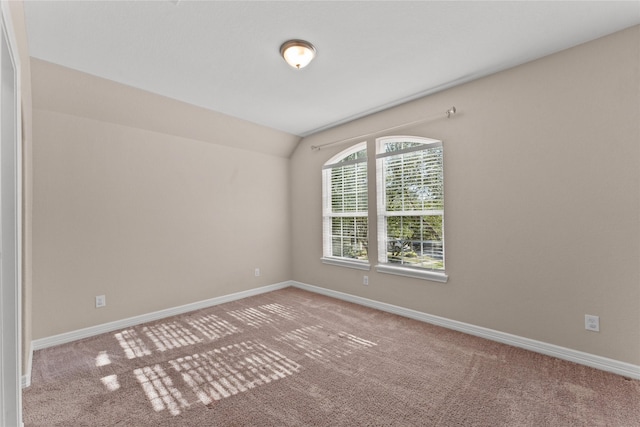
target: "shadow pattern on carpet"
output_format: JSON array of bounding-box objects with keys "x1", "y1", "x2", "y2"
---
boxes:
[{"x1": 23, "y1": 288, "x2": 640, "y2": 426}]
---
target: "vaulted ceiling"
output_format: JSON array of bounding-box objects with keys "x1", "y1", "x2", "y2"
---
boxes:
[{"x1": 24, "y1": 1, "x2": 640, "y2": 136}]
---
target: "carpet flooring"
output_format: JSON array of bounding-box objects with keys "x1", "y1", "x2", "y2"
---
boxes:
[{"x1": 23, "y1": 287, "x2": 640, "y2": 426}]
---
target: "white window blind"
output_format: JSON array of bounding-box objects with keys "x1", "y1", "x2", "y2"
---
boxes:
[
  {"x1": 376, "y1": 137, "x2": 444, "y2": 271},
  {"x1": 322, "y1": 143, "x2": 368, "y2": 263}
]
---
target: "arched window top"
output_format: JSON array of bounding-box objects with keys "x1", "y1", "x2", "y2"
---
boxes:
[
  {"x1": 324, "y1": 141, "x2": 367, "y2": 169},
  {"x1": 376, "y1": 136, "x2": 441, "y2": 158}
]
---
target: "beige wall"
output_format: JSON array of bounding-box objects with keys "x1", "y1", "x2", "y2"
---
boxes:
[
  {"x1": 31, "y1": 58, "x2": 299, "y2": 158},
  {"x1": 31, "y1": 63, "x2": 296, "y2": 339},
  {"x1": 291, "y1": 26, "x2": 640, "y2": 365}
]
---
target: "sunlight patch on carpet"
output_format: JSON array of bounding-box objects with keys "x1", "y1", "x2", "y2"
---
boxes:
[
  {"x1": 95, "y1": 351, "x2": 111, "y2": 367},
  {"x1": 143, "y1": 321, "x2": 202, "y2": 352},
  {"x1": 101, "y1": 374, "x2": 120, "y2": 392},
  {"x1": 227, "y1": 303, "x2": 300, "y2": 328},
  {"x1": 115, "y1": 329, "x2": 153, "y2": 359},
  {"x1": 169, "y1": 341, "x2": 301, "y2": 406},
  {"x1": 186, "y1": 313, "x2": 240, "y2": 340},
  {"x1": 135, "y1": 365, "x2": 190, "y2": 416},
  {"x1": 261, "y1": 303, "x2": 300, "y2": 321},
  {"x1": 275, "y1": 325, "x2": 377, "y2": 362}
]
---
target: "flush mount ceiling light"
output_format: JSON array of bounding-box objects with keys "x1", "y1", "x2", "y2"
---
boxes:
[{"x1": 280, "y1": 39, "x2": 316, "y2": 69}]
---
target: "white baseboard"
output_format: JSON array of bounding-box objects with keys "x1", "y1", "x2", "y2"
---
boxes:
[
  {"x1": 290, "y1": 281, "x2": 640, "y2": 380},
  {"x1": 31, "y1": 281, "x2": 291, "y2": 351}
]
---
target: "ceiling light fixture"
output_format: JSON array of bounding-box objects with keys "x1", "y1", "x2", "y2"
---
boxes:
[{"x1": 280, "y1": 39, "x2": 316, "y2": 69}]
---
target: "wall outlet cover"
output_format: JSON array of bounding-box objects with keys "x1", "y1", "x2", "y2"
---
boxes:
[
  {"x1": 585, "y1": 314, "x2": 599, "y2": 332},
  {"x1": 96, "y1": 295, "x2": 106, "y2": 308}
]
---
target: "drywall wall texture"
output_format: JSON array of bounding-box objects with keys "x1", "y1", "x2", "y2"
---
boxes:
[
  {"x1": 291, "y1": 25, "x2": 640, "y2": 365},
  {"x1": 31, "y1": 65, "x2": 294, "y2": 339}
]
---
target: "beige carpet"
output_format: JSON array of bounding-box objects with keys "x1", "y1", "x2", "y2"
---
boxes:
[{"x1": 23, "y1": 287, "x2": 640, "y2": 426}]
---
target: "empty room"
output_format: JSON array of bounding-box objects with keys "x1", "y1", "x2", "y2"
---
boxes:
[{"x1": 0, "y1": 1, "x2": 638, "y2": 426}]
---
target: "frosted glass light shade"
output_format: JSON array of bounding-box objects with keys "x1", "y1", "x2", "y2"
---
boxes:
[{"x1": 280, "y1": 40, "x2": 316, "y2": 69}]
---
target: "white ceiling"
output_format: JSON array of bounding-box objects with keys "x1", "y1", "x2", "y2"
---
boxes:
[{"x1": 24, "y1": 1, "x2": 640, "y2": 137}]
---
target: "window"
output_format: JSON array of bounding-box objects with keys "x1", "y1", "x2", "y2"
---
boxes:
[
  {"x1": 376, "y1": 136, "x2": 447, "y2": 282},
  {"x1": 322, "y1": 142, "x2": 369, "y2": 270}
]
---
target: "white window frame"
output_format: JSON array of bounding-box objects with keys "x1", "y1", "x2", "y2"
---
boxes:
[
  {"x1": 321, "y1": 142, "x2": 370, "y2": 270},
  {"x1": 375, "y1": 136, "x2": 447, "y2": 283}
]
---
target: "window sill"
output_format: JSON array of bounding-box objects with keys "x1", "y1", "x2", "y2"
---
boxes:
[
  {"x1": 375, "y1": 264, "x2": 448, "y2": 283},
  {"x1": 321, "y1": 257, "x2": 371, "y2": 271}
]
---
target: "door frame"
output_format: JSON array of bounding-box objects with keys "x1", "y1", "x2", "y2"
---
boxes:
[{"x1": 0, "y1": 1, "x2": 22, "y2": 425}]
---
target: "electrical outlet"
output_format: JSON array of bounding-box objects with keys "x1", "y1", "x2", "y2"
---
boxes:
[
  {"x1": 363, "y1": 275, "x2": 369, "y2": 285},
  {"x1": 255, "y1": 268, "x2": 260, "y2": 277},
  {"x1": 585, "y1": 314, "x2": 599, "y2": 332},
  {"x1": 95, "y1": 295, "x2": 106, "y2": 308}
]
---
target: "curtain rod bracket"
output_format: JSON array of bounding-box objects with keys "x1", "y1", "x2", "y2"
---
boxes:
[{"x1": 446, "y1": 106, "x2": 456, "y2": 118}]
